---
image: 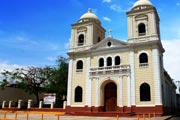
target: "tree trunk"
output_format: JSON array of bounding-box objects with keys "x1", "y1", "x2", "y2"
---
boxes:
[{"x1": 35, "y1": 92, "x2": 40, "y2": 106}]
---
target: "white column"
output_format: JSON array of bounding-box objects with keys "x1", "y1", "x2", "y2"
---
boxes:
[
  {"x1": 70, "y1": 29, "x2": 74, "y2": 49},
  {"x1": 130, "y1": 16, "x2": 133, "y2": 38},
  {"x1": 95, "y1": 77, "x2": 99, "y2": 106},
  {"x1": 151, "y1": 13, "x2": 157, "y2": 35},
  {"x1": 85, "y1": 57, "x2": 91, "y2": 106},
  {"x1": 67, "y1": 59, "x2": 73, "y2": 106},
  {"x1": 129, "y1": 51, "x2": 135, "y2": 105},
  {"x1": 127, "y1": 76, "x2": 131, "y2": 107},
  {"x1": 119, "y1": 76, "x2": 123, "y2": 107},
  {"x1": 88, "y1": 26, "x2": 93, "y2": 45},
  {"x1": 152, "y1": 48, "x2": 162, "y2": 105}
]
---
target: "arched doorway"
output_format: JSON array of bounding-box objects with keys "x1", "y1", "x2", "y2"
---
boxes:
[{"x1": 104, "y1": 82, "x2": 117, "y2": 111}]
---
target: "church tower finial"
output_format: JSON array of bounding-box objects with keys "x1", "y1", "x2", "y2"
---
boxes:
[{"x1": 88, "y1": 8, "x2": 92, "y2": 13}]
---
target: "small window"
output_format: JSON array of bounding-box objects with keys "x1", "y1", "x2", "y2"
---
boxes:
[
  {"x1": 78, "y1": 34, "x2": 84, "y2": 46},
  {"x1": 99, "y1": 58, "x2": 104, "y2": 67},
  {"x1": 107, "y1": 41, "x2": 112, "y2": 47},
  {"x1": 107, "y1": 57, "x2": 112, "y2": 66},
  {"x1": 140, "y1": 83, "x2": 151, "y2": 101},
  {"x1": 76, "y1": 60, "x2": 83, "y2": 72},
  {"x1": 75, "y1": 86, "x2": 82, "y2": 102},
  {"x1": 138, "y1": 23, "x2": 146, "y2": 36},
  {"x1": 139, "y1": 53, "x2": 148, "y2": 63},
  {"x1": 115, "y1": 56, "x2": 121, "y2": 65}
]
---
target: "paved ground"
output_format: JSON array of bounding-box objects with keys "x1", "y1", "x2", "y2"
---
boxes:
[{"x1": 0, "y1": 111, "x2": 173, "y2": 120}]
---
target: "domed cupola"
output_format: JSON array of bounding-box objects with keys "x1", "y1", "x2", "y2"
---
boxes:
[
  {"x1": 126, "y1": 0, "x2": 160, "y2": 43},
  {"x1": 131, "y1": 0, "x2": 154, "y2": 11},
  {"x1": 80, "y1": 8, "x2": 98, "y2": 20},
  {"x1": 78, "y1": 8, "x2": 101, "y2": 24}
]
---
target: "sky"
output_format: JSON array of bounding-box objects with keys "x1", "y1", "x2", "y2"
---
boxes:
[{"x1": 0, "y1": 0, "x2": 180, "y2": 81}]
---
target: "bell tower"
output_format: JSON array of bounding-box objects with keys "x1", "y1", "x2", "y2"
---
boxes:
[
  {"x1": 126, "y1": 0, "x2": 160, "y2": 43},
  {"x1": 69, "y1": 8, "x2": 105, "y2": 52}
]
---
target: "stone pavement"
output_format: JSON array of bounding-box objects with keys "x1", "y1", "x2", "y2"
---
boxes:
[
  {"x1": 0, "y1": 110, "x2": 172, "y2": 120},
  {"x1": 60, "y1": 115, "x2": 172, "y2": 120}
]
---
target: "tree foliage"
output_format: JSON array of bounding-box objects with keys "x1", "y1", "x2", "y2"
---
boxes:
[
  {"x1": 46, "y1": 56, "x2": 68, "y2": 106},
  {"x1": 0, "y1": 56, "x2": 69, "y2": 107},
  {"x1": 1, "y1": 66, "x2": 54, "y2": 103}
]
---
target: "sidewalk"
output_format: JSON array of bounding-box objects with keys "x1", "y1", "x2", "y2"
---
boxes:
[
  {"x1": 60, "y1": 115, "x2": 172, "y2": 120},
  {"x1": 0, "y1": 110, "x2": 172, "y2": 120}
]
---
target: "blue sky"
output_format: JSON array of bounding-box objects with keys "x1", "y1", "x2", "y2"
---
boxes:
[{"x1": 0, "y1": 0, "x2": 180, "y2": 80}]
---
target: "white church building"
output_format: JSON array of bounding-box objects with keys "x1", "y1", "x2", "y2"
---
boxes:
[{"x1": 66, "y1": 0, "x2": 178, "y2": 116}]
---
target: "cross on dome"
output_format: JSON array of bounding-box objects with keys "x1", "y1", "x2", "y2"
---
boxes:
[
  {"x1": 108, "y1": 29, "x2": 112, "y2": 37},
  {"x1": 80, "y1": 8, "x2": 98, "y2": 20}
]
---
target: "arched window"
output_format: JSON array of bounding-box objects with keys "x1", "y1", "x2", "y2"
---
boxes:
[
  {"x1": 139, "y1": 53, "x2": 148, "y2": 63},
  {"x1": 75, "y1": 86, "x2": 82, "y2": 102},
  {"x1": 140, "y1": 83, "x2": 151, "y2": 101},
  {"x1": 99, "y1": 58, "x2": 104, "y2": 67},
  {"x1": 115, "y1": 56, "x2": 121, "y2": 65},
  {"x1": 107, "y1": 57, "x2": 112, "y2": 66},
  {"x1": 78, "y1": 34, "x2": 84, "y2": 46},
  {"x1": 138, "y1": 23, "x2": 146, "y2": 36},
  {"x1": 76, "y1": 60, "x2": 83, "y2": 72}
]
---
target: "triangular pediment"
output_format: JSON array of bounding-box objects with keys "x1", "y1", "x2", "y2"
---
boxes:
[{"x1": 91, "y1": 37, "x2": 128, "y2": 51}]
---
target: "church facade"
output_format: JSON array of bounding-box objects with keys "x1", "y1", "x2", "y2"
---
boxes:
[{"x1": 66, "y1": 0, "x2": 177, "y2": 115}]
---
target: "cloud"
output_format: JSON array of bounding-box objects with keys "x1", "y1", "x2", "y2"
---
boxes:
[
  {"x1": 103, "y1": 0, "x2": 112, "y2": 3},
  {"x1": 110, "y1": 4, "x2": 125, "y2": 12},
  {"x1": 1, "y1": 33, "x2": 63, "y2": 52},
  {"x1": 103, "y1": 17, "x2": 111, "y2": 22},
  {"x1": 0, "y1": 61, "x2": 24, "y2": 82},
  {"x1": 176, "y1": 2, "x2": 180, "y2": 7},
  {"x1": 47, "y1": 57, "x2": 57, "y2": 62},
  {"x1": 162, "y1": 40, "x2": 180, "y2": 81}
]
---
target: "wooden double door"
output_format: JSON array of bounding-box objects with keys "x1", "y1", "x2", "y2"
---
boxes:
[{"x1": 104, "y1": 82, "x2": 117, "y2": 111}]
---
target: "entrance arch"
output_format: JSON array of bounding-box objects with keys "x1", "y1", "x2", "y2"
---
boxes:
[{"x1": 104, "y1": 82, "x2": 117, "y2": 111}]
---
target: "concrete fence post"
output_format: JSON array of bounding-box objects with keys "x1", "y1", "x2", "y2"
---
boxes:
[
  {"x1": 8, "y1": 101, "x2": 12, "y2": 108},
  {"x1": 2, "y1": 101, "x2": 6, "y2": 108},
  {"x1": 63, "y1": 101, "x2": 67, "y2": 109},
  {"x1": 27, "y1": 99, "x2": 32, "y2": 109},
  {"x1": 18, "y1": 100, "x2": 22, "y2": 109},
  {"x1": 50, "y1": 102, "x2": 54, "y2": 109},
  {"x1": 39, "y1": 101, "x2": 43, "y2": 109}
]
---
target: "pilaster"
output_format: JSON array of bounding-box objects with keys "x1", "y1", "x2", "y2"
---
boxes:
[
  {"x1": 85, "y1": 56, "x2": 92, "y2": 106},
  {"x1": 67, "y1": 59, "x2": 73, "y2": 105},
  {"x1": 129, "y1": 51, "x2": 135, "y2": 105},
  {"x1": 95, "y1": 77, "x2": 99, "y2": 106},
  {"x1": 127, "y1": 76, "x2": 131, "y2": 107},
  {"x1": 152, "y1": 48, "x2": 162, "y2": 105},
  {"x1": 119, "y1": 76, "x2": 123, "y2": 107}
]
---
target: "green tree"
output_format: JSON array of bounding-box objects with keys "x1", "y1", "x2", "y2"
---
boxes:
[
  {"x1": 1, "y1": 66, "x2": 54, "y2": 103},
  {"x1": 46, "y1": 56, "x2": 68, "y2": 107}
]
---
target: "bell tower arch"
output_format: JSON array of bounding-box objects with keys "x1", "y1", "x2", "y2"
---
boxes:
[
  {"x1": 126, "y1": 0, "x2": 160, "y2": 43},
  {"x1": 69, "y1": 9, "x2": 105, "y2": 52}
]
